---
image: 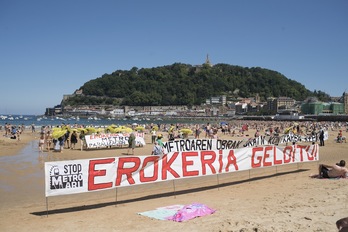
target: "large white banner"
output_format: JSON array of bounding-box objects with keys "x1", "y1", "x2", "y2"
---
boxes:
[
  {"x1": 84, "y1": 132, "x2": 146, "y2": 148},
  {"x1": 45, "y1": 144, "x2": 319, "y2": 197},
  {"x1": 162, "y1": 133, "x2": 327, "y2": 153}
]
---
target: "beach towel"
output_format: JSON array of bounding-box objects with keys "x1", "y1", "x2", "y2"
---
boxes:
[
  {"x1": 138, "y1": 205, "x2": 184, "y2": 220},
  {"x1": 138, "y1": 203, "x2": 215, "y2": 222},
  {"x1": 166, "y1": 203, "x2": 216, "y2": 222}
]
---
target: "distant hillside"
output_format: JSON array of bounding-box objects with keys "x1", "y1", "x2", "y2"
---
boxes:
[{"x1": 63, "y1": 63, "x2": 330, "y2": 106}]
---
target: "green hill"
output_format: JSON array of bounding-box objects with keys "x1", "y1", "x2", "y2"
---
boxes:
[{"x1": 63, "y1": 63, "x2": 329, "y2": 107}]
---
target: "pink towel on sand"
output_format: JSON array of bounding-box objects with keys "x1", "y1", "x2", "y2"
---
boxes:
[{"x1": 166, "y1": 203, "x2": 216, "y2": 222}]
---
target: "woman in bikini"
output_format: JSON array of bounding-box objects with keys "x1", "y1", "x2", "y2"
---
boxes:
[{"x1": 45, "y1": 131, "x2": 53, "y2": 152}]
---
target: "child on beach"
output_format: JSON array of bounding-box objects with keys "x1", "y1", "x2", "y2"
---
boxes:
[{"x1": 38, "y1": 133, "x2": 45, "y2": 152}]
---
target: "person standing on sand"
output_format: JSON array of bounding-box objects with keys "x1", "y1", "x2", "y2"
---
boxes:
[
  {"x1": 127, "y1": 132, "x2": 136, "y2": 155},
  {"x1": 79, "y1": 130, "x2": 86, "y2": 151},
  {"x1": 70, "y1": 130, "x2": 78, "y2": 149},
  {"x1": 205, "y1": 123, "x2": 211, "y2": 138},
  {"x1": 57, "y1": 135, "x2": 65, "y2": 153},
  {"x1": 151, "y1": 128, "x2": 157, "y2": 144},
  {"x1": 319, "y1": 128, "x2": 325, "y2": 146},
  {"x1": 38, "y1": 132, "x2": 45, "y2": 152},
  {"x1": 45, "y1": 131, "x2": 52, "y2": 152},
  {"x1": 195, "y1": 124, "x2": 201, "y2": 139}
]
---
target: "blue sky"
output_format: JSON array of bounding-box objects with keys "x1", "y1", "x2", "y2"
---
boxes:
[{"x1": 1, "y1": 0, "x2": 347, "y2": 115}]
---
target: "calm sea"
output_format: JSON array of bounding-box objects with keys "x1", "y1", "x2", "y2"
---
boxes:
[{"x1": 0, "y1": 114, "x2": 218, "y2": 130}]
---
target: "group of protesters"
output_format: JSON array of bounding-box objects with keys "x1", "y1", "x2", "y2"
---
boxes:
[{"x1": 37, "y1": 124, "x2": 86, "y2": 153}]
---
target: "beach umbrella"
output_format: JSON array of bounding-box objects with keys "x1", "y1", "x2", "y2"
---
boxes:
[
  {"x1": 284, "y1": 126, "x2": 293, "y2": 134},
  {"x1": 52, "y1": 127, "x2": 61, "y2": 132},
  {"x1": 95, "y1": 128, "x2": 105, "y2": 133},
  {"x1": 52, "y1": 129, "x2": 67, "y2": 139},
  {"x1": 106, "y1": 124, "x2": 119, "y2": 132},
  {"x1": 85, "y1": 127, "x2": 97, "y2": 134},
  {"x1": 77, "y1": 128, "x2": 88, "y2": 134},
  {"x1": 180, "y1": 128, "x2": 193, "y2": 135},
  {"x1": 113, "y1": 126, "x2": 133, "y2": 133},
  {"x1": 121, "y1": 127, "x2": 133, "y2": 133},
  {"x1": 107, "y1": 127, "x2": 118, "y2": 133},
  {"x1": 134, "y1": 126, "x2": 145, "y2": 132}
]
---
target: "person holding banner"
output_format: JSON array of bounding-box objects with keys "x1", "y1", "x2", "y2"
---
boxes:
[
  {"x1": 319, "y1": 160, "x2": 348, "y2": 179},
  {"x1": 156, "y1": 134, "x2": 164, "y2": 147},
  {"x1": 151, "y1": 141, "x2": 164, "y2": 156}
]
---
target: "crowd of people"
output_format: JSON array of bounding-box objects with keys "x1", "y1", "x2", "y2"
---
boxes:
[
  {"x1": 34, "y1": 124, "x2": 86, "y2": 153},
  {"x1": 2, "y1": 120, "x2": 348, "y2": 156},
  {"x1": 1, "y1": 123, "x2": 26, "y2": 141}
]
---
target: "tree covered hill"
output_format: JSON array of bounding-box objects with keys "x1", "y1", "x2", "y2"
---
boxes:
[{"x1": 63, "y1": 63, "x2": 330, "y2": 107}]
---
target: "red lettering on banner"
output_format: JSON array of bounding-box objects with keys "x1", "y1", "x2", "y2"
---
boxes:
[
  {"x1": 201, "y1": 151, "x2": 217, "y2": 175},
  {"x1": 273, "y1": 146, "x2": 282, "y2": 165},
  {"x1": 306, "y1": 144, "x2": 317, "y2": 160},
  {"x1": 283, "y1": 146, "x2": 293, "y2": 164},
  {"x1": 314, "y1": 144, "x2": 318, "y2": 159},
  {"x1": 182, "y1": 152, "x2": 199, "y2": 177},
  {"x1": 296, "y1": 144, "x2": 305, "y2": 162},
  {"x1": 140, "y1": 156, "x2": 159, "y2": 182},
  {"x1": 263, "y1": 146, "x2": 273, "y2": 167},
  {"x1": 226, "y1": 150, "x2": 238, "y2": 171},
  {"x1": 162, "y1": 153, "x2": 180, "y2": 180},
  {"x1": 88, "y1": 158, "x2": 115, "y2": 191},
  {"x1": 218, "y1": 150, "x2": 223, "y2": 173},
  {"x1": 251, "y1": 147, "x2": 264, "y2": 168},
  {"x1": 115, "y1": 157, "x2": 140, "y2": 186}
]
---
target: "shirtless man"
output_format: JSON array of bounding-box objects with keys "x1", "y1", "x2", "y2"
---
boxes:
[{"x1": 319, "y1": 160, "x2": 348, "y2": 178}]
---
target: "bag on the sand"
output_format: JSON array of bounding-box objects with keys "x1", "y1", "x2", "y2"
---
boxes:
[{"x1": 54, "y1": 142, "x2": 60, "y2": 151}]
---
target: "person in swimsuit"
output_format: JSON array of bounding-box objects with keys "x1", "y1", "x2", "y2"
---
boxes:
[
  {"x1": 319, "y1": 160, "x2": 348, "y2": 178},
  {"x1": 38, "y1": 132, "x2": 45, "y2": 152},
  {"x1": 45, "y1": 131, "x2": 52, "y2": 152}
]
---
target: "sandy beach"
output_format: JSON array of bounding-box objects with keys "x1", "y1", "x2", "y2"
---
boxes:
[{"x1": 0, "y1": 123, "x2": 347, "y2": 232}]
